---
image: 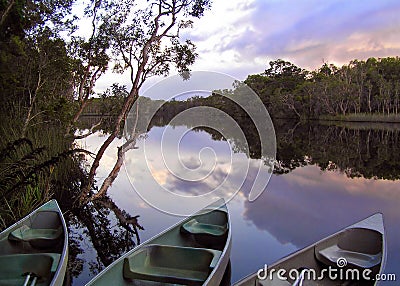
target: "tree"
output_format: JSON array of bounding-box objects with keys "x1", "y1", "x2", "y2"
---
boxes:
[
  {"x1": 16, "y1": 27, "x2": 79, "y2": 137},
  {"x1": 79, "y1": 0, "x2": 212, "y2": 203},
  {"x1": 0, "y1": 0, "x2": 76, "y2": 133},
  {"x1": 65, "y1": 1, "x2": 113, "y2": 137},
  {"x1": 297, "y1": 80, "x2": 317, "y2": 118},
  {"x1": 349, "y1": 59, "x2": 367, "y2": 114},
  {"x1": 264, "y1": 59, "x2": 306, "y2": 118},
  {"x1": 0, "y1": 0, "x2": 74, "y2": 41}
]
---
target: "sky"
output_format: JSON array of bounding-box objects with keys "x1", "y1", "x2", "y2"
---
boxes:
[
  {"x1": 183, "y1": 0, "x2": 400, "y2": 79},
  {"x1": 88, "y1": 0, "x2": 400, "y2": 94}
]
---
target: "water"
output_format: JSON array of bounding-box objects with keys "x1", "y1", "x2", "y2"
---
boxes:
[{"x1": 67, "y1": 120, "x2": 400, "y2": 285}]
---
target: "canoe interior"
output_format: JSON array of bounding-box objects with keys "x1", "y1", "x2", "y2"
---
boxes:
[
  {"x1": 237, "y1": 216, "x2": 384, "y2": 286},
  {"x1": 0, "y1": 201, "x2": 67, "y2": 286},
  {"x1": 123, "y1": 245, "x2": 218, "y2": 285},
  {"x1": 88, "y1": 203, "x2": 230, "y2": 286}
]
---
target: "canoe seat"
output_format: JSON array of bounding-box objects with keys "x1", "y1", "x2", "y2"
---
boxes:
[
  {"x1": 0, "y1": 253, "x2": 56, "y2": 284},
  {"x1": 45, "y1": 253, "x2": 62, "y2": 272},
  {"x1": 8, "y1": 224, "x2": 62, "y2": 242},
  {"x1": 315, "y1": 244, "x2": 382, "y2": 269},
  {"x1": 181, "y1": 219, "x2": 227, "y2": 237},
  {"x1": 8, "y1": 210, "x2": 63, "y2": 247},
  {"x1": 123, "y1": 244, "x2": 221, "y2": 285}
]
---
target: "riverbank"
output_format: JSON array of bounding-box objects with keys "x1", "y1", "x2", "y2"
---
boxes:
[
  {"x1": 318, "y1": 120, "x2": 400, "y2": 131},
  {"x1": 319, "y1": 113, "x2": 400, "y2": 123}
]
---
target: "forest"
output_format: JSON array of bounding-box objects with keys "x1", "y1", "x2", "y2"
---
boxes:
[
  {"x1": 83, "y1": 57, "x2": 400, "y2": 122},
  {"x1": 144, "y1": 57, "x2": 400, "y2": 121},
  {"x1": 245, "y1": 58, "x2": 400, "y2": 120},
  {"x1": 0, "y1": 0, "x2": 211, "y2": 225}
]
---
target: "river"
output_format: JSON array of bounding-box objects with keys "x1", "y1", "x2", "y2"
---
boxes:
[{"x1": 66, "y1": 119, "x2": 400, "y2": 285}]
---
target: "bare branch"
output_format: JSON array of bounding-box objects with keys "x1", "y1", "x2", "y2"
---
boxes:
[
  {"x1": 90, "y1": 135, "x2": 138, "y2": 201},
  {"x1": 0, "y1": 0, "x2": 16, "y2": 27},
  {"x1": 74, "y1": 119, "x2": 103, "y2": 139}
]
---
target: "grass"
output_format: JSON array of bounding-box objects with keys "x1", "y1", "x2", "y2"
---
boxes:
[
  {"x1": 319, "y1": 113, "x2": 400, "y2": 123},
  {"x1": 0, "y1": 101, "x2": 84, "y2": 228}
]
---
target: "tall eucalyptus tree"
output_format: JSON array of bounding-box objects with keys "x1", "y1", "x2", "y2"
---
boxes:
[{"x1": 79, "y1": 0, "x2": 212, "y2": 203}]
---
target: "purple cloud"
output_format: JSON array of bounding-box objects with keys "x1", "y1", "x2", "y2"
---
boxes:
[{"x1": 207, "y1": 0, "x2": 400, "y2": 70}]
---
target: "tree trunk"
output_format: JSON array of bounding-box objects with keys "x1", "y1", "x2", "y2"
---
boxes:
[
  {"x1": 78, "y1": 88, "x2": 139, "y2": 205},
  {"x1": 22, "y1": 71, "x2": 42, "y2": 137},
  {"x1": 65, "y1": 100, "x2": 88, "y2": 136},
  {"x1": 0, "y1": 0, "x2": 15, "y2": 27},
  {"x1": 90, "y1": 102, "x2": 139, "y2": 201}
]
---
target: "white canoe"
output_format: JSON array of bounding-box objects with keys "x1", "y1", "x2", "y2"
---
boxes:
[
  {"x1": 0, "y1": 199, "x2": 68, "y2": 286},
  {"x1": 86, "y1": 198, "x2": 232, "y2": 286},
  {"x1": 234, "y1": 213, "x2": 386, "y2": 286}
]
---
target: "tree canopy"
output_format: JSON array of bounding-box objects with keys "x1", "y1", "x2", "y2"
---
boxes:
[
  {"x1": 244, "y1": 57, "x2": 400, "y2": 119},
  {"x1": 0, "y1": 0, "x2": 213, "y2": 214}
]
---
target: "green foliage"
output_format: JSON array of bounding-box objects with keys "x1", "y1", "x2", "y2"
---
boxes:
[
  {"x1": 99, "y1": 0, "x2": 211, "y2": 83},
  {"x1": 0, "y1": 0, "x2": 75, "y2": 39},
  {"x1": 1, "y1": 0, "x2": 213, "y2": 221},
  {"x1": 0, "y1": 110, "x2": 84, "y2": 226},
  {"x1": 0, "y1": 0, "x2": 81, "y2": 226},
  {"x1": 243, "y1": 57, "x2": 400, "y2": 120},
  {"x1": 320, "y1": 113, "x2": 400, "y2": 123}
]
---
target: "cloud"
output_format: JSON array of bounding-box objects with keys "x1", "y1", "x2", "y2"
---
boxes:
[
  {"x1": 185, "y1": 0, "x2": 400, "y2": 77},
  {"x1": 88, "y1": 0, "x2": 400, "y2": 92}
]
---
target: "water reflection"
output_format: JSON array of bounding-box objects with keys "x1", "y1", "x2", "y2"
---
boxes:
[
  {"x1": 60, "y1": 197, "x2": 143, "y2": 285},
  {"x1": 273, "y1": 120, "x2": 400, "y2": 179},
  {"x1": 71, "y1": 119, "x2": 400, "y2": 285},
  {"x1": 242, "y1": 164, "x2": 400, "y2": 247}
]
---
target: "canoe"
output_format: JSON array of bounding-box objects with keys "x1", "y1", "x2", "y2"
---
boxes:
[
  {"x1": 234, "y1": 213, "x2": 385, "y2": 286},
  {"x1": 86, "y1": 198, "x2": 232, "y2": 286},
  {"x1": 0, "y1": 200, "x2": 68, "y2": 286}
]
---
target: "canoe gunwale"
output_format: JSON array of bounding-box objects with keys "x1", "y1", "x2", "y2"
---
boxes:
[
  {"x1": 50, "y1": 200, "x2": 69, "y2": 286},
  {"x1": 203, "y1": 201, "x2": 232, "y2": 285}
]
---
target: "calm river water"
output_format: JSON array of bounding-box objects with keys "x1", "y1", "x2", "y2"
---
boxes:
[{"x1": 67, "y1": 120, "x2": 400, "y2": 285}]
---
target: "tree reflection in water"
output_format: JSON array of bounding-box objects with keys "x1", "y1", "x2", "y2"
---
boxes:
[
  {"x1": 179, "y1": 118, "x2": 400, "y2": 180},
  {"x1": 62, "y1": 196, "x2": 143, "y2": 284}
]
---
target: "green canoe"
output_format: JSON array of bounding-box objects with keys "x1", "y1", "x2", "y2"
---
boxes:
[
  {"x1": 86, "y1": 198, "x2": 232, "y2": 286},
  {"x1": 0, "y1": 200, "x2": 68, "y2": 286},
  {"x1": 234, "y1": 213, "x2": 386, "y2": 286}
]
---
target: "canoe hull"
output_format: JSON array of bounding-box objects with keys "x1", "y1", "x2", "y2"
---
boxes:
[{"x1": 204, "y1": 235, "x2": 231, "y2": 285}]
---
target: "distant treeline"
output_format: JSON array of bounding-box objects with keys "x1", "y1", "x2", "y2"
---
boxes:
[
  {"x1": 86, "y1": 57, "x2": 400, "y2": 121},
  {"x1": 244, "y1": 58, "x2": 400, "y2": 119}
]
